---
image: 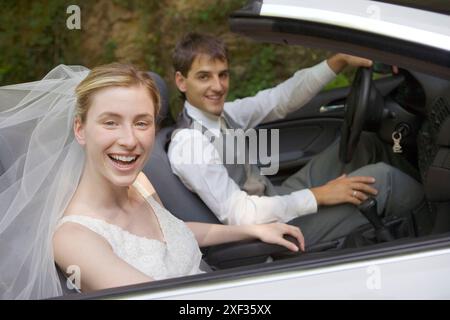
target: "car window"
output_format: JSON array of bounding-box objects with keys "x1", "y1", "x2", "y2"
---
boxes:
[
  {"x1": 227, "y1": 40, "x2": 396, "y2": 98},
  {"x1": 227, "y1": 42, "x2": 353, "y2": 100}
]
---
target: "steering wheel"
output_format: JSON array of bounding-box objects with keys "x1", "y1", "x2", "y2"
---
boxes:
[{"x1": 339, "y1": 67, "x2": 383, "y2": 163}]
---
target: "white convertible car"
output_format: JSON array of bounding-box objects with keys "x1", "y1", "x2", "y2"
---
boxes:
[{"x1": 58, "y1": 0, "x2": 450, "y2": 299}]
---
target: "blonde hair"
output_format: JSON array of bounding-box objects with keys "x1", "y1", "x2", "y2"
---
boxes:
[{"x1": 75, "y1": 63, "x2": 160, "y2": 123}]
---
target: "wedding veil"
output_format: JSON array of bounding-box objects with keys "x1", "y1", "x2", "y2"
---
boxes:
[{"x1": 0, "y1": 65, "x2": 90, "y2": 299}]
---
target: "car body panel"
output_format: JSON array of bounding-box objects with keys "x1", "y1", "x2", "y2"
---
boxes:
[
  {"x1": 154, "y1": 248, "x2": 450, "y2": 300},
  {"x1": 73, "y1": 237, "x2": 450, "y2": 299},
  {"x1": 230, "y1": 1, "x2": 450, "y2": 79},
  {"x1": 260, "y1": 0, "x2": 450, "y2": 51}
]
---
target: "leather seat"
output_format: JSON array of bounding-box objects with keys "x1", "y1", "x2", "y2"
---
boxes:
[
  {"x1": 418, "y1": 96, "x2": 450, "y2": 202},
  {"x1": 143, "y1": 73, "x2": 220, "y2": 224},
  {"x1": 417, "y1": 95, "x2": 450, "y2": 233}
]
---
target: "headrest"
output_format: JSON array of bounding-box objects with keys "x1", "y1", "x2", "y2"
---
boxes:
[{"x1": 148, "y1": 72, "x2": 170, "y2": 124}]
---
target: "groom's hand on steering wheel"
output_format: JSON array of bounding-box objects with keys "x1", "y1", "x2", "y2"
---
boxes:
[
  {"x1": 327, "y1": 53, "x2": 373, "y2": 74},
  {"x1": 340, "y1": 54, "x2": 373, "y2": 68},
  {"x1": 328, "y1": 53, "x2": 399, "y2": 74}
]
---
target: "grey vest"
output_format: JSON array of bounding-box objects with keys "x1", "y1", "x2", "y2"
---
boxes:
[{"x1": 174, "y1": 108, "x2": 277, "y2": 197}]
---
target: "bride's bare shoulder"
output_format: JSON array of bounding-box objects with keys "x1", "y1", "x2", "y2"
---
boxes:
[
  {"x1": 53, "y1": 221, "x2": 110, "y2": 253},
  {"x1": 53, "y1": 221, "x2": 112, "y2": 274}
]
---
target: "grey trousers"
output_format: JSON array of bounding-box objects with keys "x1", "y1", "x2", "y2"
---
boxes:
[{"x1": 279, "y1": 133, "x2": 425, "y2": 247}]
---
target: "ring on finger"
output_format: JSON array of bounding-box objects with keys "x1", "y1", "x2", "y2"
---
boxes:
[{"x1": 352, "y1": 190, "x2": 357, "y2": 197}]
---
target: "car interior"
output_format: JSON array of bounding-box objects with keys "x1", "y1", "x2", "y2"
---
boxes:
[{"x1": 141, "y1": 65, "x2": 450, "y2": 273}]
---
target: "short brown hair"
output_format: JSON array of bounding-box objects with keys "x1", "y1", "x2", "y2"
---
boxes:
[
  {"x1": 75, "y1": 63, "x2": 160, "y2": 123},
  {"x1": 172, "y1": 32, "x2": 229, "y2": 77}
]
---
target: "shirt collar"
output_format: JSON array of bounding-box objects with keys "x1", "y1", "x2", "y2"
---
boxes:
[{"x1": 184, "y1": 101, "x2": 223, "y2": 135}]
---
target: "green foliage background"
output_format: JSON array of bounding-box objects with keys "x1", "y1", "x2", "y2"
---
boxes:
[{"x1": 0, "y1": 0, "x2": 353, "y2": 118}]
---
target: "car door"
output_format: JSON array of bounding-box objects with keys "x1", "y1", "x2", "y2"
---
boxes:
[{"x1": 256, "y1": 86, "x2": 346, "y2": 183}]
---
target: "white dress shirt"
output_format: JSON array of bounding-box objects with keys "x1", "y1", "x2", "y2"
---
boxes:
[{"x1": 168, "y1": 60, "x2": 337, "y2": 225}]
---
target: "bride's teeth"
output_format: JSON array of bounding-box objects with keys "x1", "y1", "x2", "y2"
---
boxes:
[{"x1": 111, "y1": 155, "x2": 136, "y2": 162}]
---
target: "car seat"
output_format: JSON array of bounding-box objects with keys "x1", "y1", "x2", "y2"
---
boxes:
[
  {"x1": 417, "y1": 93, "x2": 450, "y2": 233},
  {"x1": 143, "y1": 72, "x2": 221, "y2": 224}
]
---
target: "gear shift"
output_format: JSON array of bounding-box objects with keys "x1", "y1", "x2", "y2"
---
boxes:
[{"x1": 358, "y1": 198, "x2": 394, "y2": 242}]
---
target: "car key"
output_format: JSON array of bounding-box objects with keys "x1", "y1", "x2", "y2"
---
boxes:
[{"x1": 392, "y1": 131, "x2": 403, "y2": 153}]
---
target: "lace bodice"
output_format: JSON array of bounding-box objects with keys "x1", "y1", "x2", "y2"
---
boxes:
[{"x1": 56, "y1": 182, "x2": 204, "y2": 281}]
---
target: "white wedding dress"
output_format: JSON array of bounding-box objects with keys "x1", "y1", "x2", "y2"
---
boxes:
[{"x1": 56, "y1": 181, "x2": 204, "y2": 281}]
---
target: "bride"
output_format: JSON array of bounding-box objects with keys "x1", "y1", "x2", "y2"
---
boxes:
[{"x1": 0, "y1": 63, "x2": 304, "y2": 299}]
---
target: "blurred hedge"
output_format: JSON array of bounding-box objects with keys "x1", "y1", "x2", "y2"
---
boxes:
[{"x1": 0, "y1": 0, "x2": 353, "y2": 118}]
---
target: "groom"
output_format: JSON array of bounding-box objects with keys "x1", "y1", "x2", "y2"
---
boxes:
[{"x1": 167, "y1": 32, "x2": 425, "y2": 246}]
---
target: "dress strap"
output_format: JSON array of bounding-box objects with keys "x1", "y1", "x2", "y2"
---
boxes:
[
  {"x1": 57, "y1": 215, "x2": 95, "y2": 228},
  {"x1": 133, "y1": 180, "x2": 161, "y2": 211},
  {"x1": 133, "y1": 180, "x2": 152, "y2": 199},
  {"x1": 56, "y1": 215, "x2": 111, "y2": 241}
]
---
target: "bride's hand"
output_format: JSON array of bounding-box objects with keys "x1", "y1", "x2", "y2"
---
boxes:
[{"x1": 250, "y1": 223, "x2": 305, "y2": 252}]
